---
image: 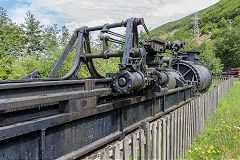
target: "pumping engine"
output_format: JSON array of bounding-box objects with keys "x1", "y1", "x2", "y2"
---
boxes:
[
  {"x1": 5, "y1": 17, "x2": 211, "y2": 94},
  {"x1": 0, "y1": 17, "x2": 213, "y2": 160}
]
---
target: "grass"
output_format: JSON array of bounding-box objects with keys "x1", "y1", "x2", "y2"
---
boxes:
[{"x1": 184, "y1": 78, "x2": 240, "y2": 160}]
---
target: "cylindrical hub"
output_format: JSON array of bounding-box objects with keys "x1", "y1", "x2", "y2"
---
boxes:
[
  {"x1": 172, "y1": 61, "x2": 212, "y2": 92},
  {"x1": 150, "y1": 70, "x2": 168, "y2": 86},
  {"x1": 113, "y1": 71, "x2": 145, "y2": 94}
]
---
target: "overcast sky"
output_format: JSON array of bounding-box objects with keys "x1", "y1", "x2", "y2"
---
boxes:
[{"x1": 1, "y1": 0, "x2": 219, "y2": 31}]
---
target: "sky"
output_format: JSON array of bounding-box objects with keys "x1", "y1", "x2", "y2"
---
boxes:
[{"x1": 0, "y1": 0, "x2": 220, "y2": 32}]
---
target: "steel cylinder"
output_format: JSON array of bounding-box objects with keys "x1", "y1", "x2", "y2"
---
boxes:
[
  {"x1": 172, "y1": 61, "x2": 212, "y2": 92},
  {"x1": 149, "y1": 70, "x2": 168, "y2": 86},
  {"x1": 113, "y1": 71, "x2": 145, "y2": 94}
]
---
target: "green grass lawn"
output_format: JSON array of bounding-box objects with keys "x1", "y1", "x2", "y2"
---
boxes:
[{"x1": 184, "y1": 79, "x2": 240, "y2": 160}]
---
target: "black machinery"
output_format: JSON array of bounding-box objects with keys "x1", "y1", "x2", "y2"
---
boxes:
[
  {"x1": 13, "y1": 17, "x2": 211, "y2": 93},
  {"x1": 47, "y1": 18, "x2": 210, "y2": 93},
  {"x1": 0, "y1": 18, "x2": 212, "y2": 160}
]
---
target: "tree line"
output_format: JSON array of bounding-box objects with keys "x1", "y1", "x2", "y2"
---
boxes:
[
  {"x1": 0, "y1": 8, "x2": 70, "y2": 59},
  {"x1": 2, "y1": 5, "x2": 238, "y2": 80},
  {"x1": 0, "y1": 7, "x2": 75, "y2": 79},
  {"x1": 0, "y1": 7, "x2": 126, "y2": 80}
]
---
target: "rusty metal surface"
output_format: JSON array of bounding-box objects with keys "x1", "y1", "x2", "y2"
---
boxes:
[{"x1": 0, "y1": 79, "x2": 194, "y2": 160}]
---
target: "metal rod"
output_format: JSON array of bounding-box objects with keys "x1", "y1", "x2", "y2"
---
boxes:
[
  {"x1": 58, "y1": 31, "x2": 84, "y2": 80},
  {"x1": 49, "y1": 31, "x2": 78, "y2": 78},
  {"x1": 108, "y1": 31, "x2": 125, "y2": 39},
  {"x1": 109, "y1": 37, "x2": 125, "y2": 44},
  {"x1": 142, "y1": 23, "x2": 150, "y2": 36},
  {"x1": 162, "y1": 57, "x2": 170, "y2": 62},
  {"x1": 86, "y1": 21, "x2": 125, "y2": 32},
  {"x1": 85, "y1": 52, "x2": 123, "y2": 58},
  {"x1": 20, "y1": 70, "x2": 42, "y2": 80}
]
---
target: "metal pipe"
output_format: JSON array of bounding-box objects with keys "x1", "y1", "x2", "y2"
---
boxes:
[
  {"x1": 85, "y1": 52, "x2": 123, "y2": 58},
  {"x1": 168, "y1": 57, "x2": 174, "y2": 68},
  {"x1": 85, "y1": 21, "x2": 125, "y2": 32},
  {"x1": 162, "y1": 57, "x2": 170, "y2": 62}
]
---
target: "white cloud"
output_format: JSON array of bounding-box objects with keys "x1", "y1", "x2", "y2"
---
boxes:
[
  {"x1": 8, "y1": 0, "x2": 220, "y2": 31},
  {"x1": 7, "y1": 1, "x2": 57, "y2": 26}
]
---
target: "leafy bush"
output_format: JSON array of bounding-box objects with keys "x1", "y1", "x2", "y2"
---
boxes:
[
  {"x1": 0, "y1": 56, "x2": 12, "y2": 80},
  {"x1": 8, "y1": 55, "x2": 44, "y2": 79}
]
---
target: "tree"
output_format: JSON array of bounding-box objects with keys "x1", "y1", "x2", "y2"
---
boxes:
[
  {"x1": 197, "y1": 39, "x2": 223, "y2": 75},
  {"x1": 184, "y1": 38, "x2": 223, "y2": 75},
  {"x1": 218, "y1": 17, "x2": 228, "y2": 28},
  {"x1": 60, "y1": 25, "x2": 70, "y2": 47},
  {"x1": 23, "y1": 11, "x2": 43, "y2": 55},
  {"x1": 0, "y1": 7, "x2": 25, "y2": 58},
  {"x1": 214, "y1": 27, "x2": 240, "y2": 70},
  {"x1": 42, "y1": 24, "x2": 60, "y2": 50},
  {"x1": 0, "y1": 7, "x2": 10, "y2": 25}
]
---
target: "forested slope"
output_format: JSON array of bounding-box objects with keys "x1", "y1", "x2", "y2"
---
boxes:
[
  {"x1": 151, "y1": 0, "x2": 240, "y2": 36},
  {"x1": 150, "y1": 0, "x2": 240, "y2": 72}
]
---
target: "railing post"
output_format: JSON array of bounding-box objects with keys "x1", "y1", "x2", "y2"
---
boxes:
[
  {"x1": 167, "y1": 116, "x2": 171, "y2": 159},
  {"x1": 170, "y1": 113, "x2": 175, "y2": 160},
  {"x1": 177, "y1": 108, "x2": 181, "y2": 158},
  {"x1": 123, "y1": 138, "x2": 130, "y2": 160},
  {"x1": 140, "y1": 121, "x2": 150, "y2": 160},
  {"x1": 162, "y1": 118, "x2": 167, "y2": 160},
  {"x1": 191, "y1": 101, "x2": 195, "y2": 143},
  {"x1": 152, "y1": 123, "x2": 157, "y2": 160},
  {"x1": 188, "y1": 102, "x2": 191, "y2": 148},
  {"x1": 132, "y1": 132, "x2": 138, "y2": 160},
  {"x1": 157, "y1": 120, "x2": 162, "y2": 160},
  {"x1": 173, "y1": 110, "x2": 178, "y2": 160},
  {"x1": 139, "y1": 128, "x2": 145, "y2": 160},
  {"x1": 101, "y1": 149, "x2": 109, "y2": 160},
  {"x1": 180, "y1": 107, "x2": 184, "y2": 158},
  {"x1": 113, "y1": 145, "x2": 120, "y2": 160},
  {"x1": 182, "y1": 105, "x2": 186, "y2": 157}
]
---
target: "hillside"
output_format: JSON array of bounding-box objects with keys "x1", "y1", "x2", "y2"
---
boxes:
[
  {"x1": 151, "y1": 0, "x2": 240, "y2": 37},
  {"x1": 149, "y1": 0, "x2": 240, "y2": 73}
]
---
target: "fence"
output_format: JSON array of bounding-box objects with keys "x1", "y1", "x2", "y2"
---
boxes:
[{"x1": 92, "y1": 77, "x2": 234, "y2": 160}]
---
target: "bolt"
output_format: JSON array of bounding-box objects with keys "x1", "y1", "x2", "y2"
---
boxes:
[
  {"x1": 82, "y1": 100, "x2": 87, "y2": 108},
  {"x1": 118, "y1": 77, "x2": 127, "y2": 86}
]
